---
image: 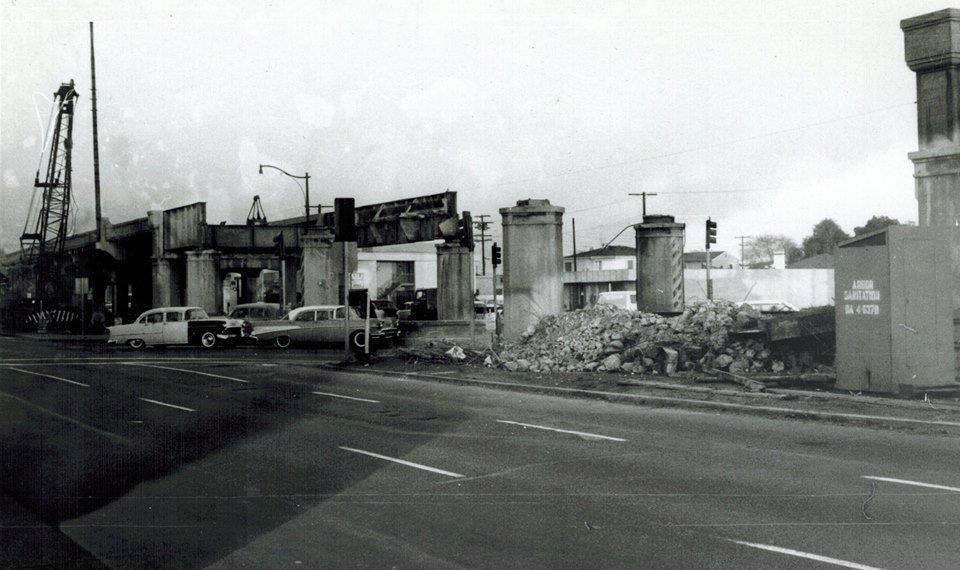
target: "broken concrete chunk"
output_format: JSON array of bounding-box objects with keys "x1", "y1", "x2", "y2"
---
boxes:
[{"x1": 601, "y1": 353, "x2": 622, "y2": 371}]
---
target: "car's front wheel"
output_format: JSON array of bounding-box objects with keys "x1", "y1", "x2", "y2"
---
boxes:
[
  {"x1": 200, "y1": 331, "x2": 217, "y2": 348},
  {"x1": 274, "y1": 335, "x2": 291, "y2": 349},
  {"x1": 350, "y1": 330, "x2": 367, "y2": 352},
  {"x1": 127, "y1": 338, "x2": 145, "y2": 350}
]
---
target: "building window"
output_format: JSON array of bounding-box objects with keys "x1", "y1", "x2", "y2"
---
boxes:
[
  {"x1": 565, "y1": 261, "x2": 573, "y2": 272},
  {"x1": 627, "y1": 259, "x2": 634, "y2": 269}
]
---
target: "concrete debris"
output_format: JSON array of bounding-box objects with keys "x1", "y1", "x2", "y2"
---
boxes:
[
  {"x1": 445, "y1": 346, "x2": 467, "y2": 360},
  {"x1": 499, "y1": 301, "x2": 800, "y2": 376}
]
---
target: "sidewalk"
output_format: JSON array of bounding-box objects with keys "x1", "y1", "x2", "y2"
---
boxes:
[{"x1": 329, "y1": 356, "x2": 960, "y2": 437}]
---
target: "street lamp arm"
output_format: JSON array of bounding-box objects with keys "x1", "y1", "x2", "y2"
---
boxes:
[{"x1": 258, "y1": 163, "x2": 308, "y2": 180}]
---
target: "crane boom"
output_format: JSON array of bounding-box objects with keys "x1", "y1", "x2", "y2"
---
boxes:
[{"x1": 20, "y1": 80, "x2": 79, "y2": 301}]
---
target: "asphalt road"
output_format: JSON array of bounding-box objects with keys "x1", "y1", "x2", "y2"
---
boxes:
[{"x1": 1, "y1": 336, "x2": 959, "y2": 569}]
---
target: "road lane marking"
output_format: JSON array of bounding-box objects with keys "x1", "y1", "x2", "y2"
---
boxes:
[
  {"x1": 6, "y1": 367, "x2": 89, "y2": 387},
  {"x1": 139, "y1": 397, "x2": 196, "y2": 412},
  {"x1": 726, "y1": 539, "x2": 884, "y2": 570},
  {"x1": 312, "y1": 391, "x2": 379, "y2": 403},
  {"x1": 0, "y1": 390, "x2": 132, "y2": 445},
  {"x1": 862, "y1": 476, "x2": 960, "y2": 493},
  {"x1": 339, "y1": 447, "x2": 464, "y2": 478},
  {"x1": 496, "y1": 420, "x2": 626, "y2": 442},
  {"x1": 337, "y1": 367, "x2": 960, "y2": 429},
  {"x1": 122, "y1": 363, "x2": 249, "y2": 383}
]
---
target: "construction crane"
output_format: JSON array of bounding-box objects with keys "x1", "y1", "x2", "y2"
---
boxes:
[
  {"x1": 20, "y1": 80, "x2": 79, "y2": 302},
  {"x1": 246, "y1": 195, "x2": 268, "y2": 226}
]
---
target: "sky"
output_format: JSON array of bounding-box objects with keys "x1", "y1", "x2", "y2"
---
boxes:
[{"x1": 0, "y1": 0, "x2": 950, "y2": 258}]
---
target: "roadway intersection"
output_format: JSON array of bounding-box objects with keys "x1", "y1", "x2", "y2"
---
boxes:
[{"x1": 1, "y1": 336, "x2": 958, "y2": 568}]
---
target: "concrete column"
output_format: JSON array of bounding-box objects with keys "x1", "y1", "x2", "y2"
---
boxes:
[
  {"x1": 151, "y1": 256, "x2": 182, "y2": 308},
  {"x1": 299, "y1": 228, "x2": 357, "y2": 306},
  {"x1": 499, "y1": 199, "x2": 565, "y2": 341},
  {"x1": 634, "y1": 215, "x2": 685, "y2": 314},
  {"x1": 903, "y1": 9, "x2": 960, "y2": 309},
  {"x1": 436, "y1": 243, "x2": 474, "y2": 320},
  {"x1": 185, "y1": 249, "x2": 221, "y2": 314}
]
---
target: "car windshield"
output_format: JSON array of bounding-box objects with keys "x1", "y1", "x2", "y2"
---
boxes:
[
  {"x1": 229, "y1": 308, "x2": 248, "y2": 318},
  {"x1": 186, "y1": 309, "x2": 208, "y2": 320}
]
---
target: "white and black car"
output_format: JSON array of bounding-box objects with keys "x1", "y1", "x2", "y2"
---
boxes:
[{"x1": 108, "y1": 306, "x2": 251, "y2": 349}]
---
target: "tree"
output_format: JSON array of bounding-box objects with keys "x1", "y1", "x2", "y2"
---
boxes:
[
  {"x1": 801, "y1": 218, "x2": 850, "y2": 258},
  {"x1": 743, "y1": 234, "x2": 803, "y2": 265},
  {"x1": 854, "y1": 215, "x2": 900, "y2": 236}
]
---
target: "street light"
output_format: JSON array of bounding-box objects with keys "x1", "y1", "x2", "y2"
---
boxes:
[{"x1": 258, "y1": 164, "x2": 311, "y2": 225}]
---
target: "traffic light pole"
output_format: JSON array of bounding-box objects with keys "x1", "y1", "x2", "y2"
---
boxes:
[
  {"x1": 705, "y1": 246, "x2": 712, "y2": 300},
  {"x1": 705, "y1": 218, "x2": 717, "y2": 300},
  {"x1": 281, "y1": 258, "x2": 286, "y2": 309}
]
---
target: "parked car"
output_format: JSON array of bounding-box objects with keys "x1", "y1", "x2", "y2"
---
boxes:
[
  {"x1": 370, "y1": 299, "x2": 399, "y2": 324},
  {"x1": 398, "y1": 289, "x2": 438, "y2": 320},
  {"x1": 251, "y1": 304, "x2": 399, "y2": 351},
  {"x1": 108, "y1": 306, "x2": 251, "y2": 349},
  {"x1": 227, "y1": 302, "x2": 282, "y2": 321}
]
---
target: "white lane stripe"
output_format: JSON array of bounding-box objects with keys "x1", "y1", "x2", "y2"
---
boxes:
[
  {"x1": 122, "y1": 363, "x2": 249, "y2": 383},
  {"x1": 339, "y1": 447, "x2": 464, "y2": 478},
  {"x1": 312, "y1": 391, "x2": 379, "y2": 403},
  {"x1": 863, "y1": 476, "x2": 960, "y2": 493},
  {"x1": 496, "y1": 420, "x2": 626, "y2": 442},
  {"x1": 727, "y1": 539, "x2": 885, "y2": 570},
  {"x1": 139, "y1": 397, "x2": 196, "y2": 412},
  {"x1": 6, "y1": 367, "x2": 89, "y2": 387}
]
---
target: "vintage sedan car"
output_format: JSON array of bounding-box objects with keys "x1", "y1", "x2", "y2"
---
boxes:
[
  {"x1": 227, "y1": 302, "x2": 282, "y2": 321},
  {"x1": 251, "y1": 304, "x2": 399, "y2": 350},
  {"x1": 108, "y1": 306, "x2": 251, "y2": 349}
]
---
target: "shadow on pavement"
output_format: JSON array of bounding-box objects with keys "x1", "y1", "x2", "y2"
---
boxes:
[{"x1": 0, "y1": 375, "x2": 459, "y2": 568}]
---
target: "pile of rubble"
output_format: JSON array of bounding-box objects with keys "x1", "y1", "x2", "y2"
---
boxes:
[{"x1": 498, "y1": 300, "x2": 788, "y2": 375}]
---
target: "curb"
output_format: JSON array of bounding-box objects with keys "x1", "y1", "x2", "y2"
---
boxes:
[
  {"x1": 4, "y1": 334, "x2": 109, "y2": 343},
  {"x1": 323, "y1": 364, "x2": 960, "y2": 434}
]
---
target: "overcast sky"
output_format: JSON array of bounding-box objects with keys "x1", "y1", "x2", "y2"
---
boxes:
[{"x1": 0, "y1": 0, "x2": 949, "y2": 256}]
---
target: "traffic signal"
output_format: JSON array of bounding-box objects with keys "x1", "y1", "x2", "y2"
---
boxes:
[
  {"x1": 458, "y1": 211, "x2": 475, "y2": 250},
  {"x1": 491, "y1": 242, "x2": 502, "y2": 268},
  {"x1": 705, "y1": 218, "x2": 717, "y2": 249},
  {"x1": 273, "y1": 232, "x2": 285, "y2": 259}
]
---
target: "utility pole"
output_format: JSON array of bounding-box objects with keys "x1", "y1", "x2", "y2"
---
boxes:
[
  {"x1": 735, "y1": 235, "x2": 752, "y2": 269},
  {"x1": 473, "y1": 215, "x2": 492, "y2": 275},
  {"x1": 628, "y1": 192, "x2": 658, "y2": 218},
  {"x1": 89, "y1": 22, "x2": 103, "y2": 242},
  {"x1": 571, "y1": 217, "x2": 578, "y2": 271}
]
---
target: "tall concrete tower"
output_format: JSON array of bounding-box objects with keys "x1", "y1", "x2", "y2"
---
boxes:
[{"x1": 902, "y1": 8, "x2": 960, "y2": 308}]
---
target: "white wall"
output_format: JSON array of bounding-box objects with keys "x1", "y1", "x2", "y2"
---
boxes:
[
  {"x1": 564, "y1": 255, "x2": 634, "y2": 272},
  {"x1": 415, "y1": 260, "x2": 437, "y2": 289},
  {"x1": 685, "y1": 268, "x2": 834, "y2": 307},
  {"x1": 357, "y1": 246, "x2": 438, "y2": 294},
  {"x1": 563, "y1": 267, "x2": 835, "y2": 309}
]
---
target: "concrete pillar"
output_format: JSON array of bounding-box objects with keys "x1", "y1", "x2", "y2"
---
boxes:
[
  {"x1": 151, "y1": 256, "x2": 182, "y2": 308},
  {"x1": 499, "y1": 199, "x2": 565, "y2": 341},
  {"x1": 299, "y1": 228, "x2": 357, "y2": 306},
  {"x1": 185, "y1": 249, "x2": 222, "y2": 314},
  {"x1": 634, "y1": 215, "x2": 685, "y2": 314},
  {"x1": 902, "y1": 9, "x2": 960, "y2": 309},
  {"x1": 436, "y1": 243, "x2": 474, "y2": 320}
]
